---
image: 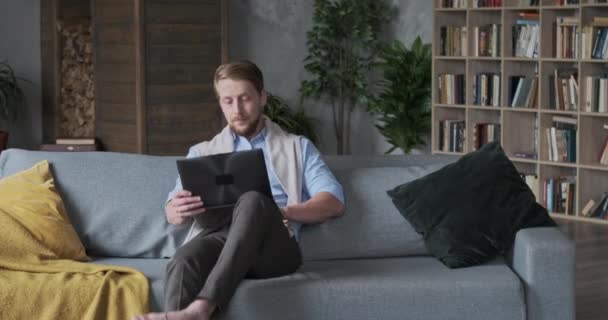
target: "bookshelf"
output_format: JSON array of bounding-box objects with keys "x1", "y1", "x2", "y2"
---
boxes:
[{"x1": 433, "y1": 0, "x2": 608, "y2": 224}]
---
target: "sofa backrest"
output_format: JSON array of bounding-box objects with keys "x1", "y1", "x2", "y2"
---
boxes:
[
  {"x1": 0, "y1": 149, "x2": 457, "y2": 260},
  {"x1": 300, "y1": 155, "x2": 457, "y2": 261},
  {"x1": 0, "y1": 149, "x2": 188, "y2": 258}
]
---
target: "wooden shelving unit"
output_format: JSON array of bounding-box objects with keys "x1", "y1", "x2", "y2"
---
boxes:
[{"x1": 432, "y1": 0, "x2": 608, "y2": 224}]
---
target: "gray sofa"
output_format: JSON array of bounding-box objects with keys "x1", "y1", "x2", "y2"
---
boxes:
[{"x1": 0, "y1": 149, "x2": 575, "y2": 320}]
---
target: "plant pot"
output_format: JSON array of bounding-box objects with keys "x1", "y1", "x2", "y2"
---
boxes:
[{"x1": 0, "y1": 131, "x2": 8, "y2": 151}]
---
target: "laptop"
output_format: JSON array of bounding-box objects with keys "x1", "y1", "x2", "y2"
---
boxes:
[{"x1": 176, "y1": 149, "x2": 272, "y2": 211}]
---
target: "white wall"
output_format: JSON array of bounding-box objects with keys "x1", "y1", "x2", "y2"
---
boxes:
[
  {"x1": 0, "y1": 0, "x2": 42, "y2": 150},
  {"x1": 228, "y1": 0, "x2": 433, "y2": 154}
]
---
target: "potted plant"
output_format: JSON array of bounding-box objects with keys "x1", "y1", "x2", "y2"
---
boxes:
[
  {"x1": 265, "y1": 92, "x2": 318, "y2": 144},
  {"x1": 0, "y1": 61, "x2": 26, "y2": 150},
  {"x1": 369, "y1": 37, "x2": 432, "y2": 154},
  {"x1": 300, "y1": 0, "x2": 392, "y2": 154}
]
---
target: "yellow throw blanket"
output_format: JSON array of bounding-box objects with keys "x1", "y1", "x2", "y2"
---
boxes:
[{"x1": 0, "y1": 160, "x2": 149, "y2": 320}]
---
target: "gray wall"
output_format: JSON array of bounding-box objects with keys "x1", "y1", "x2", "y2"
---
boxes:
[
  {"x1": 0, "y1": 0, "x2": 42, "y2": 150},
  {"x1": 228, "y1": 0, "x2": 433, "y2": 154},
  {"x1": 0, "y1": 0, "x2": 431, "y2": 155}
]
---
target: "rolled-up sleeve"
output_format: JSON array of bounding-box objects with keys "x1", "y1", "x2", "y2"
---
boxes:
[
  {"x1": 300, "y1": 138, "x2": 344, "y2": 204},
  {"x1": 166, "y1": 147, "x2": 202, "y2": 204}
]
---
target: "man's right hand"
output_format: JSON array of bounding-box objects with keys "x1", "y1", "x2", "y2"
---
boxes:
[{"x1": 166, "y1": 190, "x2": 206, "y2": 225}]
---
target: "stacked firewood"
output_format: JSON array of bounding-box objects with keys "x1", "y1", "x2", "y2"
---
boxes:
[{"x1": 58, "y1": 21, "x2": 94, "y2": 138}]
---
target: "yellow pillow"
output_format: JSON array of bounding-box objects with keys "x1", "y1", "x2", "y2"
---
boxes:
[{"x1": 0, "y1": 160, "x2": 89, "y2": 261}]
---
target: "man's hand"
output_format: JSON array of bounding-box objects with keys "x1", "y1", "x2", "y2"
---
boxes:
[{"x1": 166, "y1": 190, "x2": 206, "y2": 225}]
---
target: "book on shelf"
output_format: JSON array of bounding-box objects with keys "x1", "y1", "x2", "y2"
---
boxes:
[
  {"x1": 599, "y1": 128, "x2": 608, "y2": 165},
  {"x1": 509, "y1": 76, "x2": 538, "y2": 108},
  {"x1": 474, "y1": 24, "x2": 501, "y2": 57},
  {"x1": 440, "y1": 26, "x2": 468, "y2": 56},
  {"x1": 583, "y1": 74, "x2": 608, "y2": 113},
  {"x1": 520, "y1": 173, "x2": 540, "y2": 201},
  {"x1": 546, "y1": 116, "x2": 577, "y2": 163},
  {"x1": 439, "y1": 0, "x2": 468, "y2": 8},
  {"x1": 581, "y1": 18, "x2": 608, "y2": 60},
  {"x1": 473, "y1": 73, "x2": 500, "y2": 107},
  {"x1": 472, "y1": 123, "x2": 501, "y2": 150},
  {"x1": 438, "y1": 120, "x2": 465, "y2": 153},
  {"x1": 513, "y1": 150, "x2": 537, "y2": 159},
  {"x1": 523, "y1": 0, "x2": 539, "y2": 5},
  {"x1": 437, "y1": 74, "x2": 466, "y2": 104},
  {"x1": 512, "y1": 12, "x2": 539, "y2": 58},
  {"x1": 543, "y1": 176, "x2": 576, "y2": 215},
  {"x1": 585, "y1": 193, "x2": 608, "y2": 219},
  {"x1": 581, "y1": 198, "x2": 596, "y2": 217},
  {"x1": 548, "y1": 69, "x2": 578, "y2": 111},
  {"x1": 473, "y1": 0, "x2": 502, "y2": 8},
  {"x1": 555, "y1": 16, "x2": 579, "y2": 59},
  {"x1": 55, "y1": 138, "x2": 96, "y2": 145},
  {"x1": 553, "y1": 0, "x2": 579, "y2": 5}
]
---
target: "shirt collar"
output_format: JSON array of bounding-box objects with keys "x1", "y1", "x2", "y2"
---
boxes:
[{"x1": 231, "y1": 126, "x2": 267, "y2": 144}]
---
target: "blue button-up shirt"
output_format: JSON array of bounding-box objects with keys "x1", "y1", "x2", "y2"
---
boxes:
[{"x1": 167, "y1": 128, "x2": 345, "y2": 240}]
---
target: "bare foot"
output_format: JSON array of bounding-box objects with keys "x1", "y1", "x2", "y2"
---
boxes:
[{"x1": 132, "y1": 299, "x2": 215, "y2": 320}]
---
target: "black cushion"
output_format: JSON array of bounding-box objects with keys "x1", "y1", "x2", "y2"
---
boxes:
[{"x1": 387, "y1": 142, "x2": 555, "y2": 268}]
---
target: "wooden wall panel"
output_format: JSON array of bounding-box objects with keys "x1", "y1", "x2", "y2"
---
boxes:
[
  {"x1": 93, "y1": 0, "x2": 139, "y2": 153},
  {"x1": 144, "y1": 0, "x2": 225, "y2": 156},
  {"x1": 95, "y1": 45, "x2": 136, "y2": 64},
  {"x1": 146, "y1": 64, "x2": 216, "y2": 85},
  {"x1": 146, "y1": 1, "x2": 220, "y2": 25},
  {"x1": 95, "y1": 64, "x2": 136, "y2": 83},
  {"x1": 95, "y1": 102, "x2": 137, "y2": 123},
  {"x1": 146, "y1": 24, "x2": 220, "y2": 45},
  {"x1": 95, "y1": 24, "x2": 135, "y2": 44},
  {"x1": 147, "y1": 45, "x2": 220, "y2": 65}
]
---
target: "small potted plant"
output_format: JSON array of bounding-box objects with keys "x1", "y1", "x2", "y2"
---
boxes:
[
  {"x1": 369, "y1": 37, "x2": 432, "y2": 154},
  {"x1": 0, "y1": 61, "x2": 26, "y2": 150}
]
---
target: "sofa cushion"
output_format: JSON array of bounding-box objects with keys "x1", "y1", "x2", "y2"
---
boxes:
[
  {"x1": 91, "y1": 256, "x2": 525, "y2": 319},
  {"x1": 0, "y1": 160, "x2": 88, "y2": 261},
  {"x1": 218, "y1": 257, "x2": 525, "y2": 320},
  {"x1": 299, "y1": 163, "x2": 452, "y2": 261},
  {"x1": 0, "y1": 149, "x2": 189, "y2": 258},
  {"x1": 387, "y1": 142, "x2": 556, "y2": 268}
]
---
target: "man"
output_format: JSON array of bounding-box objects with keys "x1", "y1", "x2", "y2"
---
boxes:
[{"x1": 135, "y1": 60, "x2": 345, "y2": 320}]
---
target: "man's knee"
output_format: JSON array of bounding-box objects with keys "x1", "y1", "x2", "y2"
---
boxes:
[
  {"x1": 238, "y1": 190, "x2": 268, "y2": 203},
  {"x1": 232, "y1": 190, "x2": 275, "y2": 220}
]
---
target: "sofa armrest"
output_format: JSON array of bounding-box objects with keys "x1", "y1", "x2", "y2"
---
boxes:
[{"x1": 506, "y1": 227, "x2": 575, "y2": 320}]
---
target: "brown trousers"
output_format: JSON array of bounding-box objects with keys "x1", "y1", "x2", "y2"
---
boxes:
[{"x1": 163, "y1": 191, "x2": 302, "y2": 311}]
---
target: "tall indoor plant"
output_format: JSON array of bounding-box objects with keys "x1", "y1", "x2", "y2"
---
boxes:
[
  {"x1": 265, "y1": 92, "x2": 317, "y2": 144},
  {"x1": 369, "y1": 37, "x2": 432, "y2": 154},
  {"x1": 0, "y1": 61, "x2": 26, "y2": 150},
  {"x1": 300, "y1": 0, "x2": 392, "y2": 154}
]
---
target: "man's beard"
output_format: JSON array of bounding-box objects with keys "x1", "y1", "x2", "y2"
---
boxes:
[{"x1": 230, "y1": 114, "x2": 262, "y2": 138}]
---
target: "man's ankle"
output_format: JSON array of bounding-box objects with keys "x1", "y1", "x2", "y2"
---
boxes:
[{"x1": 188, "y1": 298, "x2": 215, "y2": 316}]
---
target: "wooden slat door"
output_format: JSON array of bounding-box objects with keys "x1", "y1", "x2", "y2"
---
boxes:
[
  {"x1": 93, "y1": 0, "x2": 226, "y2": 155},
  {"x1": 93, "y1": 0, "x2": 140, "y2": 153}
]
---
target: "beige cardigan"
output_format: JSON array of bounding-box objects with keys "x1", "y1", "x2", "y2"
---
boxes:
[{"x1": 183, "y1": 116, "x2": 303, "y2": 244}]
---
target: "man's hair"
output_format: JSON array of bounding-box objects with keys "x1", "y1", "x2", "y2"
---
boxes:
[{"x1": 213, "y1": 60, "x2": 264, "y2": 96}]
